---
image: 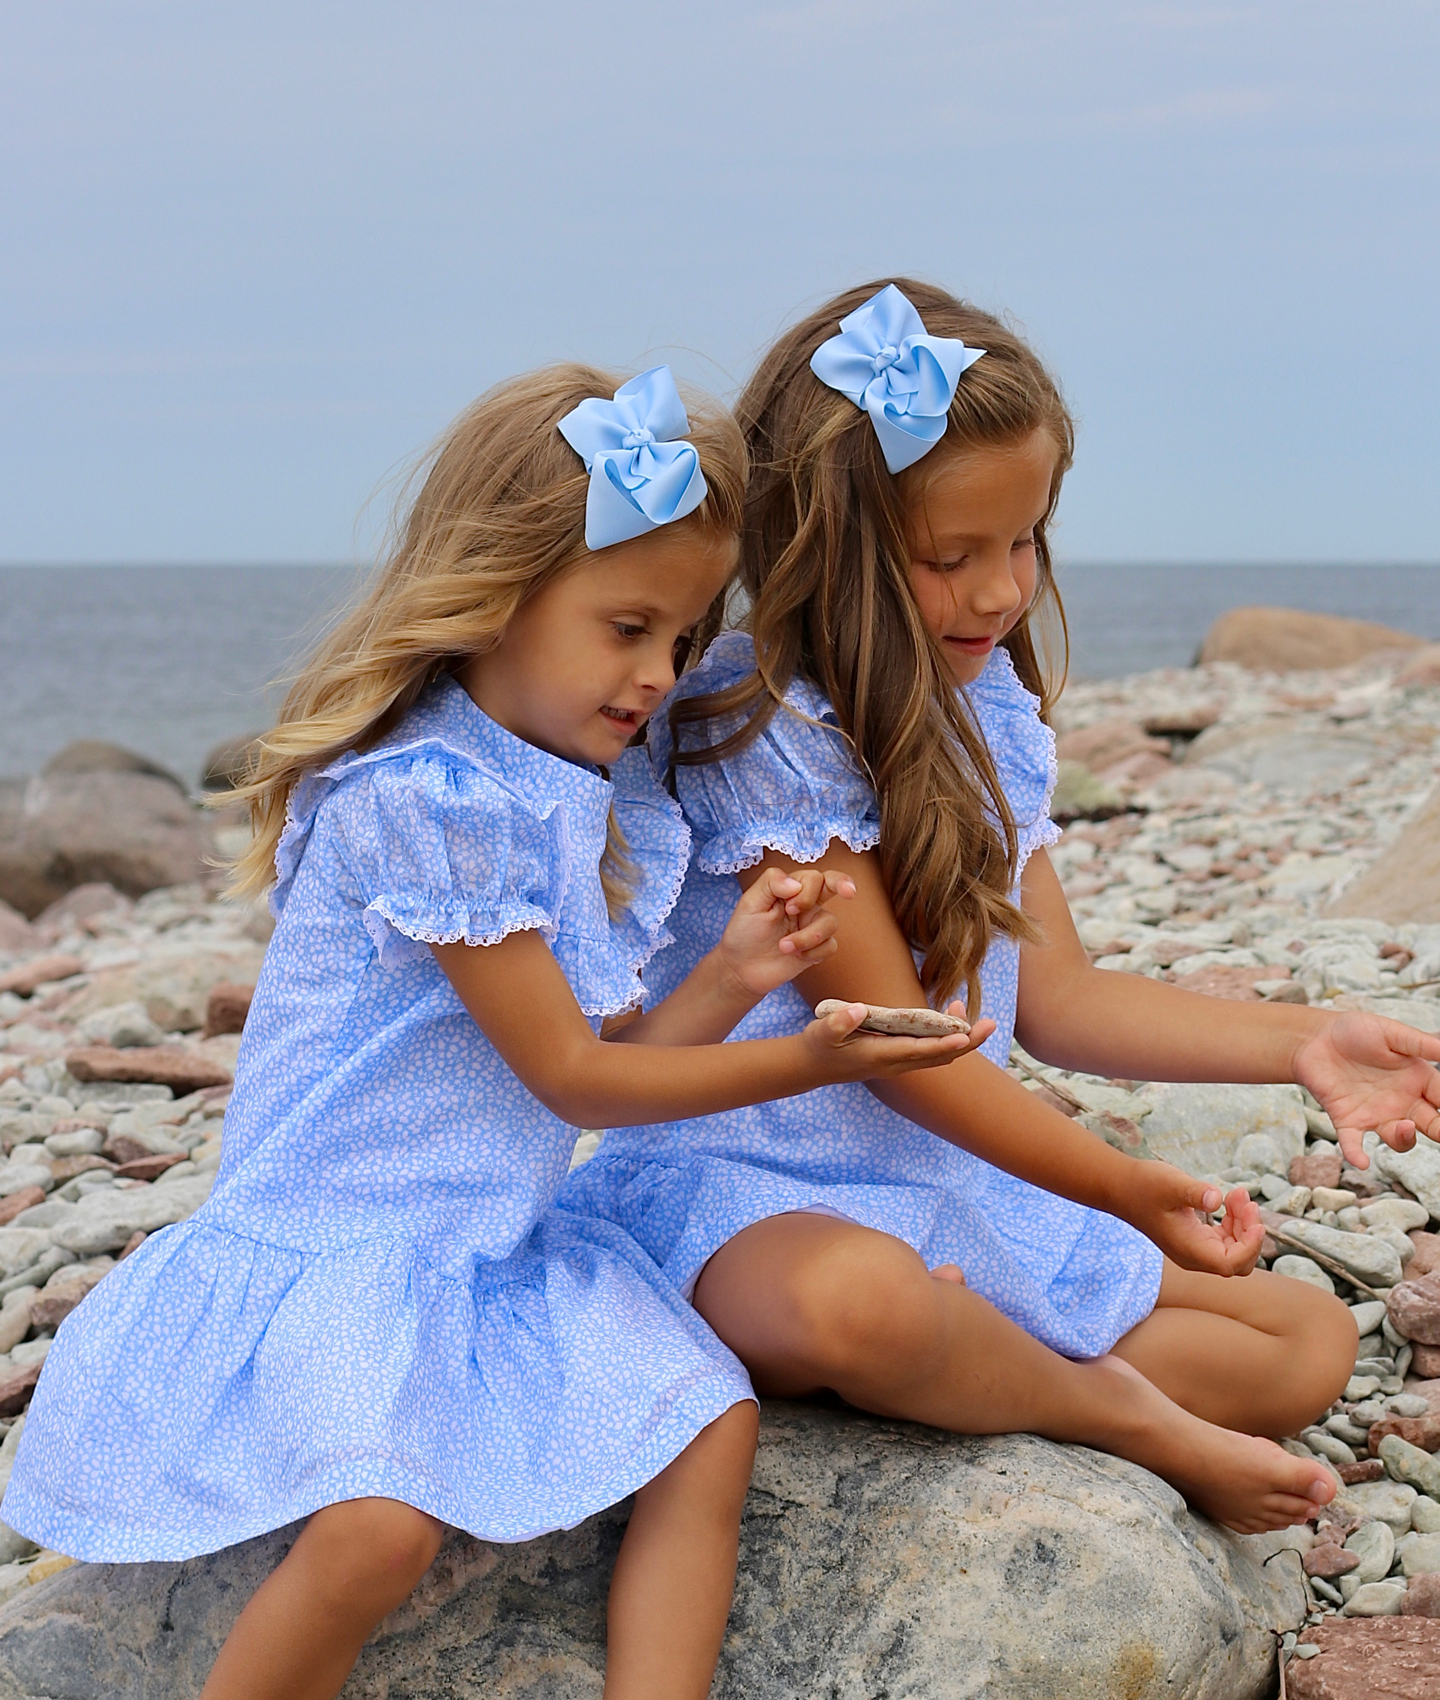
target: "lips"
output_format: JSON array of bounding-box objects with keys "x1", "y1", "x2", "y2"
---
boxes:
[
  {"x1": 944, "y1": 634, "x2": 998, "y2": 654},
  {"x1": 600, "y1": 706, "x2": 644, "y2": 729}
]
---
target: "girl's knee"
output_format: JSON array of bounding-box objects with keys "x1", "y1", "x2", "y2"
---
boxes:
[
  {"x1": 791, "y1": 1235, "x2": 941, "y2": 1374},
  {"x1": 303, "y1": 1499, "x2": 444, "y2": 1600}
]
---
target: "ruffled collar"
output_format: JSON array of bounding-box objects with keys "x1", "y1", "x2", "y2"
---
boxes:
[{"x1": 373, "y1": 675, "x2": 616, "y2": 818}]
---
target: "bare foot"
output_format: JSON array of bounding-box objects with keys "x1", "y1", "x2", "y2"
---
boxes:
[
  {"x1": 1088, "y1": 1356, "x2": 1335, "y2": 1534},
  {"x1": 930, "y1": 1264, "x2": 967, "y2": 1287}
]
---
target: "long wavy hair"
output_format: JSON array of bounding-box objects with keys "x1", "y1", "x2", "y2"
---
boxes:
[
  {"x1": 670, "y1": 279, "x2": 1074, "y2": 1014},
  {"x1": 224, "y1": 363, "x2": 747, "y2": 912}
]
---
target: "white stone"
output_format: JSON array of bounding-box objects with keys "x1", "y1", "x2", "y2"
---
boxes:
[
  {"x1": 1362, "y1": 1198, "x2": 1431, "y2": 1234},
  {"x1": 1334, "y1": 1478, "x2": 1416, "y2": 1532},
  {"x1": 1138, "y1": 1084, "x2": 1307, "y2": 1177},
  {"x1": 47, "y1": 1175, "x2": 212, "y2": 1257},
  {"x1": 1341, "y1": 1580, "x2": 1407, "y2": 1616},
  {"x1": 1343, "y1": 1518, "x2": 1395, "y2": 1585},
  {"x1": 1272, "y1": 1255, "x2": 1335, "y2": 1293},
  {"x1": 1397, "y1": 1531, "x2": 1440, "y2": 1576}
]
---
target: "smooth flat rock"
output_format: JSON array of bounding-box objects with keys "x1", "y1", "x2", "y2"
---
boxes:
[
  {"x1": 1197, "y1": 607, "x2": 1424, "y2": 672},
  {"x1": 1183, "y1": 721, "x2": 1386, "y2": 792},
  {"x1": 0, "y1": 1405, "x2": 1301, "y2": 1700},
  {"x1": 1137, "y1": 1082, "x2": 1308, "y2": 1176},
  {"x1": 1289, "y1": 1616, "x2": 1440, "y2": 1698},
  {"x1": 1329, "y1": 785, "x2": 1440, "y2": 926}
]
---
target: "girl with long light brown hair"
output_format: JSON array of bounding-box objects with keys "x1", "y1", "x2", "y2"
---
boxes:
[
  {"x1": 3, "y1": 362, "x2": 980, "y2": 1700},
  {"x1": 564, "y1": 283, "x2": 1440, "y2": 1534}
]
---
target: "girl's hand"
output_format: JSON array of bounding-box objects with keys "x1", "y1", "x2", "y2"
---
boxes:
[
  {"x1": 716, "y1": 866, "x2": 857, "y2": 1001},
  {"x1": 1291, "y1": 1012, "x2": 1440, "y2": 1169},
  {"x1": 800, "y1": 999, "x2": 993, "y2": 1083},
  {"x1": 1122, "y1": 1165, "x2": 1265, "y2": 1278}
]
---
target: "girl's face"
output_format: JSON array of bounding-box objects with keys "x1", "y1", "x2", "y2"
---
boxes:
[
  {"x1": 459, "y1": 521, "x2": 736, "y2": 767},
  {"x1": 903, "y1": 428, "x2": 1058, "y2": 688}
]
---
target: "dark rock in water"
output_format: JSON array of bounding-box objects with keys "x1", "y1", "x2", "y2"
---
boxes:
[
  {"x1": 200, "y1": 732, "x2": 262, "y2": 793},
  {"x1": 1198, "y1": 607, "x2": 1424, "y2": 672},
  {"x1": 40, "y1": 742, "x2": 187, "y2": 796},
  {"x1": 0, "y1": 1406, "x2": 1299, "y2": 1700},
  {"x1": 0, "y1": 775, "x2": 211, "y2": 918}
]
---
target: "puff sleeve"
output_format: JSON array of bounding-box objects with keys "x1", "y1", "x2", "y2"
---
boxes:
[
  {"x1": 279, "y1": 745, "x2": 568, "y2": 966},
  {"x1": 649, "y1": 632, "x2": 880, "y2": 874}
]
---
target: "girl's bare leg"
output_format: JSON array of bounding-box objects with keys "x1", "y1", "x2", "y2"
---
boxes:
[
  {"x1": 199, "y1": 1497, "x2": 445, "y2": 1700},
  {"x1": 605, "y1": 1401, "x2": 759, "y2": 1700},
  {"x1": 1111, "y1": 1261, "x2": 1357, "y2": 1434},
  {"x1": 694, "y1": 1214, "x2": 1337, "y2": 1534}
]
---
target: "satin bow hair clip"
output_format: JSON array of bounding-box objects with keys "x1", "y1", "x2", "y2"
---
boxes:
[
  {"x1": 557, "y1": 366, "x2": 708, "y2": 551},
  {"x1": 809, "y1": 284, "x2": 986, "y2": 474}
]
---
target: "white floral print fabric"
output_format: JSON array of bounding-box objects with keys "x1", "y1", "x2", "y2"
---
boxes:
[
  {"x1": 6, "y1": 677, "x2": 753, "y2": 1562},
  {"x1": 561, "y1": 634, "x2": 1163, "y2": 1358}
]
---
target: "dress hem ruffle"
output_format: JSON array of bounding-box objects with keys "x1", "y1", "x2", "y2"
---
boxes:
[{"x1": 2, "y1": 1373, "x2": 755, "y2": 1565}]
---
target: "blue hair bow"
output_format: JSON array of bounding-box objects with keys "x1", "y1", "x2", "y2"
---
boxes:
[
  {"x1": 809, "y1": 284, "x2": 985, "y2": 474},
  {"x1": 558, "y1": 366, "x2": 708, "y2": 551}
]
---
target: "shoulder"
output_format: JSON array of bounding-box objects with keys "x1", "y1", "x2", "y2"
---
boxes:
[
  {"x1": 273, "y1": 681, "x2": 579, "y2": 923},
  {"x1": 648, "y1": 632, "x2": 879, "y2": 873},
  {"x1": 964, "y1": 645, "x2": 1060, "y2": 856}
]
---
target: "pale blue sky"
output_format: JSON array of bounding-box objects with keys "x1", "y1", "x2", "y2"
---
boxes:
[{"x1": 4, "y1": 1, "x2": 1437, "y2": 564}]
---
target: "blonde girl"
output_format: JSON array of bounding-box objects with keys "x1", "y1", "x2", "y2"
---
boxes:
[
  {"x1": 563, "y1": 284, "x2": 1440, "y2": 1535},
  {"x1": 3, "y1": 362, "x2": 975, "y2": 1700}
]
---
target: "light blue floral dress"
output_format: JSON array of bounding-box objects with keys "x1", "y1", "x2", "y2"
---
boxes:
[
  {"x1": 561, "y1": 633, "x2": 1163, "y2": 1359},
  {"x1": 6, "y1": 676, "x2": 753, "y2": 1563}
]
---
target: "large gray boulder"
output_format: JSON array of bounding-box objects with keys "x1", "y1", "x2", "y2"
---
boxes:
[
  {"x1": 0, "y1": 1404, "x2": 1300, "y2": 1699},
  {"x1": 0, "y1": 774, "x2": 212, "y2": 919}
]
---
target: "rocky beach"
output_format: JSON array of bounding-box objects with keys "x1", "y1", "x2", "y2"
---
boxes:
[{"x1": 0, "y1": 606, "x2": 1438, "y2": 1696}]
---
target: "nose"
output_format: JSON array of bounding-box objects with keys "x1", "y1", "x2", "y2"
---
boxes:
[{"x1": 969, "y1": 552, "x2": 1025, "y2": 619}]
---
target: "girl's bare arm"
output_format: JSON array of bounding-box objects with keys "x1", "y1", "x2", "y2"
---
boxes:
[
  {"x1": 1014, "y1": 848, "x2": 1440, "y2": 1164},
  {"x1": 430, "y1": 930, "x2": 968, "y2": 1130},
  {"x1": 734, "y1": 842, "x2": 1260, "y2": 1277}
]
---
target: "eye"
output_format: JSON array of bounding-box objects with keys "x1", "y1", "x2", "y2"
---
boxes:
[
  {"x1": 612, "y1": 621, "x2": 647, "y2": 641},
  {"x1": 1012, "y1": 533, "x2": 1037, "y2": 552},
  {"x1": 917, "y1": 555, "x2": 967, "y2": 575}
]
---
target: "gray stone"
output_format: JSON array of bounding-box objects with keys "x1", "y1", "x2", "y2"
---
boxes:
[
  {"x1": 1371, "y1": 1131, "x2": 1440, "y2": 1221},
  {"x1": 1283, "y1": 1220, "x2": 1405, "y2": 1287},
  {"x1": 1398, "y1": 1531, "x2": 1440, "y2": 1576},
  {"x1": 1334, "y1": 1477, "x2": 1417, "y2": 1532},
  {"x1": 1363, "y1": 1198, "x2": 1431, "y2": 1235},
  {"x1": 0, "y1": 1406, "x2": 1302, "y2": 1700},
  {"x1": 0, "y1": 1237, "x2": 47, "y2": 1285},
  {"x1": 1411, "y1": 1496, "x2": 1440, "y2": 1534},
  {"x1": 1306, "y1": 1429, "x2": 1356, "y2": 1466},
  {"x1": 41, "y1": 1128, "x2": 102, "y2": 1159},
  {"x1": 1273, "y1": 1254, "x2": 1335, "y2": 1293},
  {"x1": 46, "y1": 1175, "x2": 211, "y2": 1257},
  {"x1": 74, "y1": 1002, "x2": 166, "y2": 1051},
  {"x1": 0, "y1": 1172, "x2": 50, "y2": 1205},
  {"x1": 1350, "y1": 1301, "x2": 1389, "y2": 1338},
  {"x1": 1380, "y1": 1435, "x2": 1440, "y2": 1500},
  {"x1": 1344, "y1": 1518, "x2": 1395, "y2": 1585},
  {"x1": 1137, "y1": 1083, "x2": 1307, "y2": 1177},
  {"x1": 0, "y1": 1422, "x2": 34, "y2": 1571},
  {"x1": 1341, "y1": 1579, "x2": 1407, "y2": 1616}
]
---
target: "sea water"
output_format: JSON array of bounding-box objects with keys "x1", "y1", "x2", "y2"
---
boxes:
[{"x1": 1, "y1": 562, "x2": 1436, "y2": 787}]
